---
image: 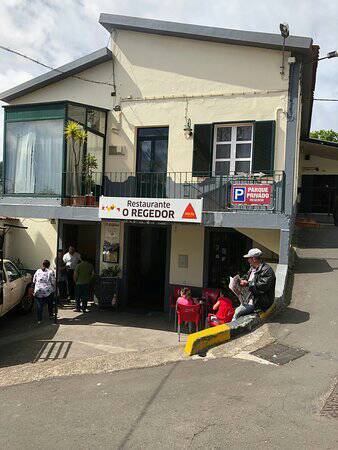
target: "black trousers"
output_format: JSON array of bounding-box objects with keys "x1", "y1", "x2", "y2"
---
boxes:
[
  {"x1": 66, "y1": 269, "x2": 75, "y2": 298},
  {"x1": 57, "y1": 280, "x2": 68, "y2": 300}
]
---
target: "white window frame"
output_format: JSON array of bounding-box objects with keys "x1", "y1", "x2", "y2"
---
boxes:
[{"x1": 212, "y1": 123, "x2": 253, "y2": 176}]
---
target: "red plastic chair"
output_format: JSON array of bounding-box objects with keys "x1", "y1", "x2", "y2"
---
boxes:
[
  {"x1": 202, "y1": 288, "x2": 220, "y2": 312},
  {"x1": 176, "y1": 303, "x2": 201, "y2": 342},
  {"x1": 169, "y1": 285, "x2": 182, "y2": 326}
]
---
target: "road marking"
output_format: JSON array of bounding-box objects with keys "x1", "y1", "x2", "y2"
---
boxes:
[
  {"x1": 233, "y1": 351, "x2": 277, "y2": 366},
  {"x1": 77, "y1": 341, "x2": 137, "y2": 354}
]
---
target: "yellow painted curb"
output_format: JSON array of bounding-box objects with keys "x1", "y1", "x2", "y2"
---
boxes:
[
  {"x1": 259, "y1": 303, "x2": 276, "y2": 320},
  {"x1": 185, "y1": 324, "x2": 231, "y2": 356}
]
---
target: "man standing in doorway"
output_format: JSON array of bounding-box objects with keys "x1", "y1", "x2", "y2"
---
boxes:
[
  {"x1": 63, "y1": 246, "x2": 81, "y2": 300},
  {"x1": 232, "y1": 248, "x2": 275, "y2": 321},
  {"x1": 74, "y1": 254, "x2": 94, "y2": 313}
]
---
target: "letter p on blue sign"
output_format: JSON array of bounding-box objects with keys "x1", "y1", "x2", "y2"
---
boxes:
[{"x1": 233, "y1": 186, "x2": 246, "y2": 203}]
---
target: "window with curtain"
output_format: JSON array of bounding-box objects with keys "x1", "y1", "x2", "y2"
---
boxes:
[{"x1": 5, "y1": 119, "x2": 64, "y2": 195}]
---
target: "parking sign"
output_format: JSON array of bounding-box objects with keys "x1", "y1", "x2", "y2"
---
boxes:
[
  {"x1": 231, "y1": 184, "x2": 272, "y2": 205},
  {"x1": 233, "y1": 187, "x2": 246, "y2": 202}
]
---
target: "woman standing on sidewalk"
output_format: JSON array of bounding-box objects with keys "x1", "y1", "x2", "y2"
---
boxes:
[{"x1": 33, "y1": 260, "x2": 56, "y2": 324}]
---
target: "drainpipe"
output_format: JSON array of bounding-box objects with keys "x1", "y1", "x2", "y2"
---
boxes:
[
  {"x1": 284, "y1": 62, "x2": 300, "y2": 218},
  {"x1": 279, "y1": 61, "x2": 301, "y2": 265}
]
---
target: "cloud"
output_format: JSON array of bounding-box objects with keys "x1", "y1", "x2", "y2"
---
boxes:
[{"x1": 0, "y1": 0, "x2": 338, "y2": 160}]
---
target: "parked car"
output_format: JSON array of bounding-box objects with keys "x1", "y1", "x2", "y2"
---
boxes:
[{"x1": 0, "y1": 259, "x2": 33, "y2": 317}]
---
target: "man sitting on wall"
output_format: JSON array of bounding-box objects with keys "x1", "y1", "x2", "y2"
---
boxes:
[{"x1": 232, "y1": 248, "x2": 276, "y2": 321}]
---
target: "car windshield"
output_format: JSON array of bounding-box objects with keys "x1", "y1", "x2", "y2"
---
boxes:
[{"x1": 4, "y1": 262, "x2": 21, "y2": 280}]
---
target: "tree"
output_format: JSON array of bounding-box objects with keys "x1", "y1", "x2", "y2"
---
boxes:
[
  {"x1": 82, "y1": 153, "x2": 98, "y2": 195},
  {"x1": 65, "y1": 121, "x2": 87, "y2": 195},
  {"x1": 310, "y1": 129, "x2": 338, "y2": 143}
]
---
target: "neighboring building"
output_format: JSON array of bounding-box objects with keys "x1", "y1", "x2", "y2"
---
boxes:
[
  {"x1": 298, "y1": 138, "x2": 338, "y2": 216},
  {"x1": 0, "y1": 15, "x2": 318, "y2": 310},
  {"x1": 0, "y1": 217, "x2": 57, "y2": 270}
]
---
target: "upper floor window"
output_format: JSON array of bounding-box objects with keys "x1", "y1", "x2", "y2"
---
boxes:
[
  {"x1": 4, "y1": 104, "x2": 66, "y2": 196},
  {"x1": 212, "y1": 123, "x2": 253, "y2": 175},
  {"x1": 3, "y1": 102, "x2": 107, "y2": 197}
]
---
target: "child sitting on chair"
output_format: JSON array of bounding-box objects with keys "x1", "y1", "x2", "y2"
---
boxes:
[
  {"x1": 176, "y1": 287, "x2": 193, "y2": 306},
  {"x1": 207, "y1": 289, "x2": 234, "y2": 327}
]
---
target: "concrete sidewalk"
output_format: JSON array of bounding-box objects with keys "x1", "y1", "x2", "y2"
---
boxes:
[
  {"x1": 0, "y1": 301, "x2": 276, "y2": 387},
  {"x1": 0, "y1": 306, "x2": 181, "y2": 383}
]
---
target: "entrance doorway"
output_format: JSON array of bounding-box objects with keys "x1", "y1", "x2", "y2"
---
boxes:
[
  {"x1": 300, "y1": 175, "x2": 338, "y2": 214},
  {"x1": 207, "y1": 228, "x2": 252, "y2": 288},
  {"x1": 126, "y1": 225, "x2": 167, "y2": 310},
  {"x1": 62, "y1": 222, "x2": 99, "y2": 269}
]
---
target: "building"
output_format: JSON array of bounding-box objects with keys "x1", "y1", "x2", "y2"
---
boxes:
[
  {"x1": 298, "y1": 138, "x2": 338, "y2": 217},
  {"x1": 0, "y1": 14, "x2": 319, "y2": 310},
  {"x1": 0, "y1": 217, "x2": 57, "y2": 270}
]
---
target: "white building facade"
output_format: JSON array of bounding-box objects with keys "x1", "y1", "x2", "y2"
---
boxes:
[{"x1": 0, "y1": 15, "x2": 318, "y2": 309}]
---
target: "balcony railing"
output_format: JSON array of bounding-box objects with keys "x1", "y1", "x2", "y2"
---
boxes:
[{"x1": 62, "y1": 171, "x2": 285, "y2": 213}]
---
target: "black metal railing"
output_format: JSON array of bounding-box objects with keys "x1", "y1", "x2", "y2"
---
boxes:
[{"x1": 62, "y1": 170, "x2": 285, "y2": 213}]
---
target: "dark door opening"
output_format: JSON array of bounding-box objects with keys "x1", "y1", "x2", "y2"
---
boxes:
[
  {"x1": 127, "y1": 225, "x2": 167, "y2": 311},
  {"x1": 62, "y1": 222, "x2": 98, "y2": 269},
  {"x1": 300, "y1": 175, "x2": 338, "y2": 214},
  {"x1": 208, "y1": 228, "x2": 252, "y2": 288}
]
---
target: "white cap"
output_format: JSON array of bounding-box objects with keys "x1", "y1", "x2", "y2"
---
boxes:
[{"x1": 243, "y1": 248, "x2": 263, "y2": 258}]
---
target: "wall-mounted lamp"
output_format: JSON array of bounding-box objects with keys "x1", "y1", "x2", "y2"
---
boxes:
[
  {"x1": 184, "y1": 118, "x2": 193, "y2": 138},
  {"x1": 113, "y1": 104, "x2": 121, "y2": 112},
  {"x1": 279, "y1": 22, "x2": 290, "y2": 77}
]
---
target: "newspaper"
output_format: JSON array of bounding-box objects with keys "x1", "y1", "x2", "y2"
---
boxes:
[{"x1": 229, "y1": 275, "x2": 252, "y2": 304}]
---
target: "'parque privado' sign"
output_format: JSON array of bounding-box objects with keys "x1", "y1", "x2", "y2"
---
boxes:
[{"x1": 231, "y1": 184, "x2": 272, "y2": 205}]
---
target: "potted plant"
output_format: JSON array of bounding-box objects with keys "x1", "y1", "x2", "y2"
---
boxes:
[
  {"x1": 65, "y1": 121, "x2": 87, "y2": 206},
  {"x1": 82, "y1": 153, "x2": 98, "y2": 206},
  {"x1": 97, "y1": 265, "x2": 121, "y2": 308}
]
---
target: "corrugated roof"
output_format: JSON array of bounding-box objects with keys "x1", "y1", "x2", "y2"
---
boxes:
[
  {"x1": 0, "y1": 47, "x2": 113, "y2": 102},
  {"x1": 99, "y1": 14, "x2": 313, "y2": 54}
]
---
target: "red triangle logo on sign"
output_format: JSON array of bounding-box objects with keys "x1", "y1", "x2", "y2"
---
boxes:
[{"x1": 182, "y1": 203, "x2": 197, "y2": 219}]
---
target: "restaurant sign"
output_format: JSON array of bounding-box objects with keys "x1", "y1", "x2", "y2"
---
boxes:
[
  {"x1": 99, "y1": 197, "x2": 203, "y2": 223},
  {"x1": 231, "y1": 184, "x2": 273, "y2": 205}
]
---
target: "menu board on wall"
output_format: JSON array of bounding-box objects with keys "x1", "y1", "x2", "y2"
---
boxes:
[{"x1": 102, "y1": 222, "x2": 120, "y2": 263}]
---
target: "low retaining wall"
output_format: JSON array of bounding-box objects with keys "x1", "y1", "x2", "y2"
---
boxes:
[{"x1": 185, "y1": 264, "x2": 288, "y2": 356}]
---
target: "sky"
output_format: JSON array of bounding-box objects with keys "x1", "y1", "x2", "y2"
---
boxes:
[{"x1": 1, "y1": 0, "x2": 338, "y2": 159}]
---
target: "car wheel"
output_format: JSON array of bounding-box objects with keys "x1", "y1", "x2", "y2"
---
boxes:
[{"x1": 19, "y1": 294, "x2": 34, "y2": 314}]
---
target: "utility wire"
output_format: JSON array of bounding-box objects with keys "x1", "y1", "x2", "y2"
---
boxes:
[
  {"x1": 2, "y1": 45, "x2": 337, "y2": 102},
  {"x1": 314, "y1": 98, "x2": 338, "y2": 102},
  {"x1": 0, "y1": 45, "x2": 115, "y2": 87}
]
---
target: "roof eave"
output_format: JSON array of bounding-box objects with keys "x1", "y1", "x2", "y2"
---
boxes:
[
  {"x1": 99, "y1": 13, "x2": 313, "y2": 54},
  {"x1": 0, "y1": 47, "x2": 113, "y2": 103}
]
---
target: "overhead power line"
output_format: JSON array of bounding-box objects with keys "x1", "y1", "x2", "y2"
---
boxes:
[
  {"x1": 0, "y1": 45, "x2": 115, "y2": 87},
  {"x1": 314, "y1": 98, "x2": 338, "y2": 102},
  {"x1": 1, "y1": 44, "x2": 337, "y2": 102}
]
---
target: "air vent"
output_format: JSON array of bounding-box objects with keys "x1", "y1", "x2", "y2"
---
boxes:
[{"x1": 108, "y1": 145, "x2": 125, "y2": 156}]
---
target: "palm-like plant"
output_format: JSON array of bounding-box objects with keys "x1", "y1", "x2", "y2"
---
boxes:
[
  {"x1": 82, "y1": 153, "x2": 98, "y2": 195},
  {"x1": 65, "y1": 121, "x2": 87, "y2": 195}
]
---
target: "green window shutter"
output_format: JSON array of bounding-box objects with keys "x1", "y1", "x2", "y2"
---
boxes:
[
  {"x1": 252, "y1": 121, "x2": 275, "y2": 173},
  {"x1": 5, "y1": 103, "x2": 66, "y2": 122},
  {"x1": 192, "y1": 124, "x2": 213, "y2": 176}
]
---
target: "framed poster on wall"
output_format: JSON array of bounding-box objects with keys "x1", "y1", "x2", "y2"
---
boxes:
[{"x1": 102, "y1": 222, "x2": 120, "y2": 263}]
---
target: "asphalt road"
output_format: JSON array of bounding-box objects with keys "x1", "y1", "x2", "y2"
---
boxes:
[
  {"x1": 0, "y1": 352, "x2": 336, "y2": 450},
  {"x1": 0, "y1": 226, "x2": 337, "y2": 449}
]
